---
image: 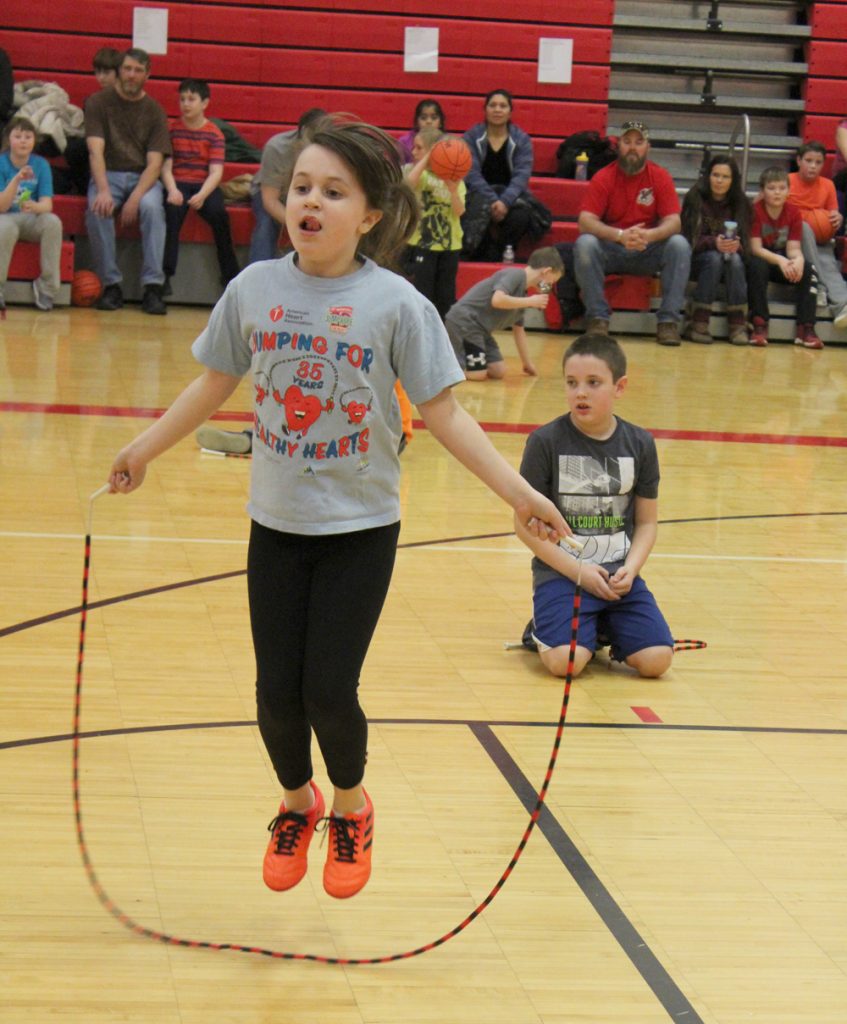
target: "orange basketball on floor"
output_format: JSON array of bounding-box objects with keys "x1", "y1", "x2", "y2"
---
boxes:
[
  {"x1": 71, "y1": 270, "x2": 102, "y2": 307},
  {"x1": 806, "y1": 207, "x2": 835, "y2": 244},
  {"x1": 428, "y1": 137, "x2": 472, "y2": 181}
]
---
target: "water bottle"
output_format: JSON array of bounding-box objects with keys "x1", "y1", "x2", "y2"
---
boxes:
[
  {"x1": 722, "y1": 220, "x2": 737, "y2": 262},
  {"x1": 574, "y1": 152, "x2": 589, "y2": 181},
  {"x1": 502, "y1": 245, "x2": 515, "y2": 264}
]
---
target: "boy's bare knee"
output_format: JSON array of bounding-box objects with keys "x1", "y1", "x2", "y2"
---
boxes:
[
  {"x1": 487, "y1": 362, "x2": 506, "y2": 379},
  {"x1": 540, "y1": 646, "x2": 592, "y2": 678},
  {"x1": 626, "y1": 646, "x2": 673, "y2": 678}
]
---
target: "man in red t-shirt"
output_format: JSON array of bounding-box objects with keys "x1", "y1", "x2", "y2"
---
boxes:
[{"x1": 574, "y1": 120, "x2": 691, "y2": 346}]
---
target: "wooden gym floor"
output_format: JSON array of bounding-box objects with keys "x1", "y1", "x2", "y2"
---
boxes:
[{"x1": 1, "y1": 303, "x2": 846, "y2": 1023}]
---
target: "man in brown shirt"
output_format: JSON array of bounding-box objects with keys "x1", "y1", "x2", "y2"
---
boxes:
[{"x1": 85, "y1": 48, "x2": 171, "y2": 314}]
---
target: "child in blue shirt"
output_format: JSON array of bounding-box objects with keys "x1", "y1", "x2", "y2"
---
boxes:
[{"x1": 0, "y1": 116, "x2": 62, "y2": 312}]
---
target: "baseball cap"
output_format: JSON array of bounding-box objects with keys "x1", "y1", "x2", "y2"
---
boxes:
[{"x1": 620, "y1": 120, "x2": 649, "y2": 140}]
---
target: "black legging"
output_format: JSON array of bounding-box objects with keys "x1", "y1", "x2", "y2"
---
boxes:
[
  {"x1": 747, "y1": 254, "x2": 816, "y2": 324},
  {"x1": 247, "y1": 519, "x2": 400, "y2": 791}
]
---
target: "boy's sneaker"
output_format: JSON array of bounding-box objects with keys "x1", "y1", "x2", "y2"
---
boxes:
[
  {"x1": 263, "y1": 781, "x2": 325, "y2": 891},
  {"x1": 96, "y1": 284, "x2": 123, "y2": 311},
  {"x1": 794, "y1": 324, "x2": 824, "y2": 350},
  {"x1": 749, "y1": 317, "x2": 768, "y2": 347},
  {"x1": 321, "y1": 790, "x2": 374, "y2": 899},
  {"x1": 832, "y1": 305, "x2": 847, "y2": 330},
  {"x1": 0, "y1": 292, "x2": 6, "y2": 319},
  {"x1": 656, "y1": 321, "x2": 682, "y2": 346},
  {"x1": 196, "y1": 426, "x2": 253, "y2": 454},
  {"x1": 32, "y1": 277, "x2": 53, "y2": 312}
]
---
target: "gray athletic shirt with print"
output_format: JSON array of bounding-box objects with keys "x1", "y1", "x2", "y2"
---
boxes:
[
  {"x1": 445, "y1": 266, "x2": 527, "y2": 333},
  {"x1": 519, "y1": 413, "x2": 660, "y2": 588},
  {"x1": 192, "y1": 254, "x2": 464, "y2": 535}
]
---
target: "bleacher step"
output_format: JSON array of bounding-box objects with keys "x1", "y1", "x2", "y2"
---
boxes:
[
  {"x1": 608, "y1": 89, "x2": 806, "y2": 114},
  {"x1": 612, "y1": 14, "x2": 811, "y2": 40},
  {"x1": 610, "y1": 52, "x2": 807, "y2": 77}
]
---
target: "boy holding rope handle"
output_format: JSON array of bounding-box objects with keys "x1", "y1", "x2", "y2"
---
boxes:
[
  {"x1": 107, "y1": 115, "x2": 569, "y2": 900},
  {"x1": 515, "y1": 333, "x2": 673, "y2": 679}
]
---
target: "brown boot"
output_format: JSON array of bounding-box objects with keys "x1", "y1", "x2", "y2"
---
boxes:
[
  {"x1": 727, "y1": 305, "x2": 749, "y2": 345},
  {"x1": 687, "y1": 303, "x2": 712, "y2": 344},
  {"x1": 586, "y1": 317, "x2": 610, "y2": 335},
  {"x1": 656, "y1": 321, "x2": 682, "y2": 346}
]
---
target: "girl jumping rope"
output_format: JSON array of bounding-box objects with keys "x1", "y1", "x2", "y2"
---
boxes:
[{"x1": 108, "y1": 116, "x2": 569, "y2": 900}]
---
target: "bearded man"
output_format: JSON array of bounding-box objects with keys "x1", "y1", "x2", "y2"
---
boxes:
[{"x1": 574, "y1": 120, "x2": 691, "y2": 346}]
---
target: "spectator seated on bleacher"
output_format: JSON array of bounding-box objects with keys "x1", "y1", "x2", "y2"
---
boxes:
[
  {"x1": 56, "y1": 46, "x2": 123, "y2": 197},
  {"x1": 247, "y1": 106, "x2": 326, "y2": 265},
  {"x1": 162, "y1": 78, "x2": 239, "y2": 297},
  {"x1": 749, "y1": 166, "x2": 821, "y2": 350},
  {"x1": 397, "y1": 99, "x2": 445, "y2": 165},
  {"x1": 680, "y1": 154, "x2": 752, "y2": 345},
  {"x1": 789, "y1": 141, "x2": 847, "y2": 332},
  {"x1": 574, "y1": 119, "x2": 691, "y2": 347},
  {"x1": 85, "y1": 48, "x2": 171, "y2": 315},
  {"x1": 0, "y1": 116, "x2": 63, "y2": 313},
  {"x1": 461, "y1": 89, "x2": 534, "y2": 262}
]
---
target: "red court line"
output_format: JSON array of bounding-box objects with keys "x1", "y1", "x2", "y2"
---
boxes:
[
  {"x1": 1, "y1": 402, "x2": 845, "y2": 447},
  {"x1": 632, "y1": 707, "x2": 663, "y2": 723}
]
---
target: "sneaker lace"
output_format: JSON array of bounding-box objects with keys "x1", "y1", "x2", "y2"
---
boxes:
[
  {"x1": 319, "y1": 815, "x2": 359, "y2": 864},
  {"x1": 267, "y1": 810, "x2": 309, "y2": 855}
]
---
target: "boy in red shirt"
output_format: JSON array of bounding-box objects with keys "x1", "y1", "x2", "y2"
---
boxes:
[
  {"x1": 788, "y1": 140, "x2": 847, "y2": 333},
  {"x1": 162, "y1": 78, "x2": 239, "y2": 296},
  {"x1": 749, "y1": 166, "x2": 820, "y2": 348}
]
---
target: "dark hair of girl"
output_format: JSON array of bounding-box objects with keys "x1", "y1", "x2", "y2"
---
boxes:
[
  {"x1": 413, "y1": 99, "x2": 445, "y2": 132},
  {"x1": 681, "y1": 154, "x2": 751, "y2": 251}
]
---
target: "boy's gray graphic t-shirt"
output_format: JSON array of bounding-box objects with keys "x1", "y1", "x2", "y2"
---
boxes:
[
  {"x1": 519, "y1": 413, "x2": 660, "y2": 587},
  {"x1": 192, "y1": 254, "x2": 464, "y2": 535}
]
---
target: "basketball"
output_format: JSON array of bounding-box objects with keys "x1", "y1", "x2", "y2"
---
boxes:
[
  {"x1": 807, "y1": 207, "x2": 835, "y2": 243},
  {"x1": 428, "y1": 137, "x2": 472, "y2": 181},
  {"x1": 71, "y1": 270, "x2": 102, "y2": 307}
]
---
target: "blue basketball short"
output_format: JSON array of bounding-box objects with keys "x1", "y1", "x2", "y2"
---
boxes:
[{"x1": 532, "y1": 575, "x2": 673, "y2": 661}]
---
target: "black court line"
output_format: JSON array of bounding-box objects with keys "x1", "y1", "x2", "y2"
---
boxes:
[
  {"x1": 3, "y1": 716, "x2": 846, "y2": 752},
  {"x1": 2, "y1": 510, "x2": 845, "y2": 640},
  {"x1": 470, "y1": 722, "x2": 704, "y2": 1024}
]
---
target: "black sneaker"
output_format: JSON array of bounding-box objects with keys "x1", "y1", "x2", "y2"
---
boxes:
[
  {"x1": 141, "y1": 284, "x2": 167, "y2": 316},
  {"x1": 521, "y1": 620, "x2": 539, "y2": 652},
  {"x1": 162, "y1": 277, "x2": 173, "y2": 298},
  {"x1": 96, "y1": 284, "x2": 123, "y2": 311}
]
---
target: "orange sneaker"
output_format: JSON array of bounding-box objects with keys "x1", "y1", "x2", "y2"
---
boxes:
[
  {"x1": 262, "y1": 781, "x2": 325, "y2": 892},
  {"x1": 321, "y1": 790, "x2": 374, "y2": 899}
]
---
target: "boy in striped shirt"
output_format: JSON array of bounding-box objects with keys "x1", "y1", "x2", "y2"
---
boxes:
[{"x1": 162, "y1": 79, "x2": 239, "y2": 295}]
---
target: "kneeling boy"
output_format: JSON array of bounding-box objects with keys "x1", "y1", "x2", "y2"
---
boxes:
[
  {"x1": 444, "y1": 246, "x2": 563, "y2": 380},
  {"x1": 516, "y1": 333, "x2": 673, "y2": 678}
]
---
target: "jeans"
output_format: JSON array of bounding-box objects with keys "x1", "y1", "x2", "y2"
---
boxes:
[
  {"x1": 800, "y1": 222, "x2": 847, "y2": 313},
  {"x1": 574, "y1": 232, "x2": 692, "y2": 322},
  {"x1": 163, "y1": 183, "x2": 240, "y2": 284},
  {"x1": 85, "y1": 172, "x2": 165, "y2": 287},
  {"x1": 690, "y1": 249, "x2": 747, "y2": 306},
  {"x1": 0, "y1": 211, "x2": 62, "y2": 296},
  {"x1": 248, "y1": 188, "x2": 281, "y2": 264}
]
